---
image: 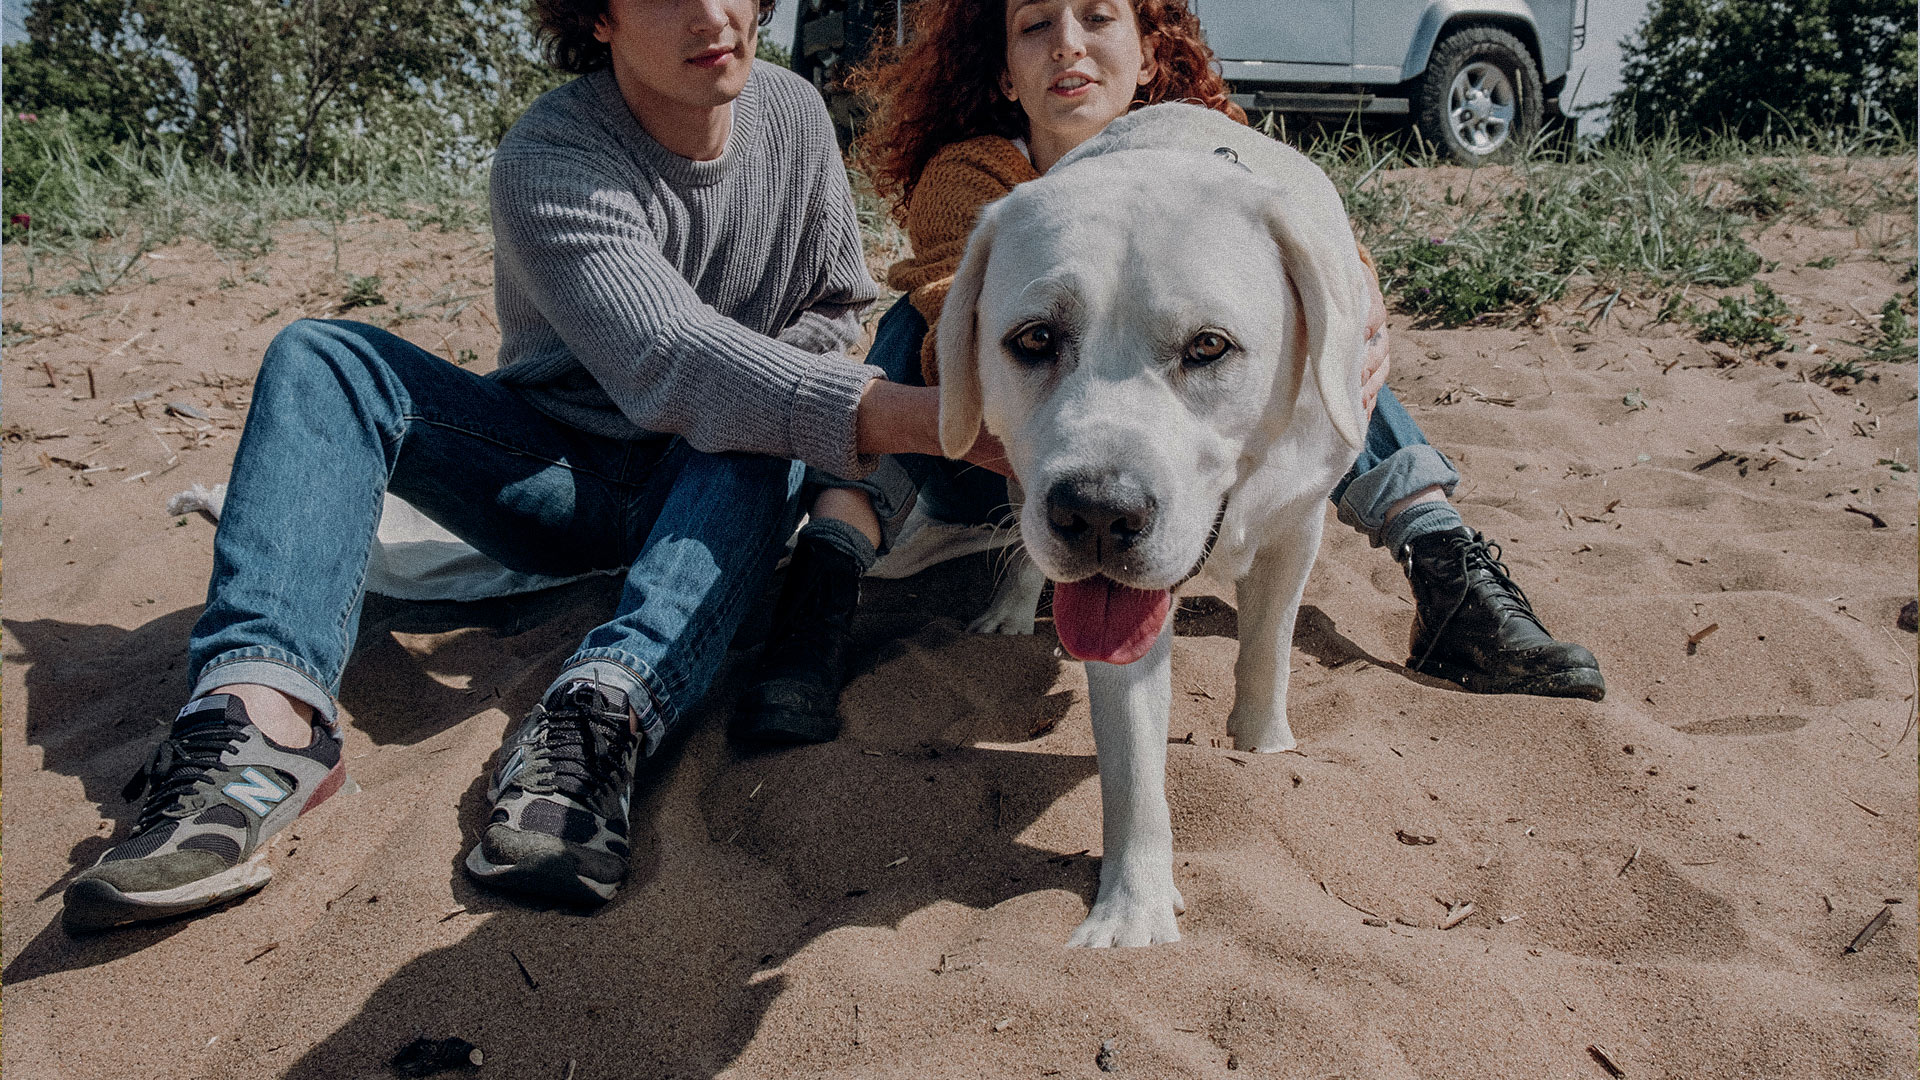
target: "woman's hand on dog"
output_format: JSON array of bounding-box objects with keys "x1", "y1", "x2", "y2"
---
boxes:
[{"x1": 1361, "y1": 269, "x2": 1389, "y2": 420}]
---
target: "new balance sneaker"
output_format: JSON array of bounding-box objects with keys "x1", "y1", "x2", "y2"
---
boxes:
[
  {"x1": 1404, "y1": 526, "x2": 1607, "y2": 700},
  {"x1": 63, "y1": 694, "x2": 352, "y2": 932},
  {"x1": 464, "y1": 680, "x2": 641, "y2": 906}
]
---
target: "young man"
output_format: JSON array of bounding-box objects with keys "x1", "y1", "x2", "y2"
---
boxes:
[{"x1": 63, "y1": 0, "x2": 976, "y2": 929}]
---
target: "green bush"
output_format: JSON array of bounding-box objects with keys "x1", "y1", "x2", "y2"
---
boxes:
[
  {"x1": 1, "y1": 0, "x2": 566, "y2": 178},
  {"x1": 1611, "y1": 0, "x2": 1917, "y2": 141}
]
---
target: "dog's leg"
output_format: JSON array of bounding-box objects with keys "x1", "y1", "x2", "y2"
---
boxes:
[
  {"x1": 1226, "y1": 511, "x2": 1325, "y2": 753},
  {"x1": 1069, "y1": 618, "x2": 1184, "y2": 947}
]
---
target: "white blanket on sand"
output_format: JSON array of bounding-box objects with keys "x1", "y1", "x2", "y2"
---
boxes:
[{"x1": 166, "y1": 486, "x2": 1013, "y2": 602}]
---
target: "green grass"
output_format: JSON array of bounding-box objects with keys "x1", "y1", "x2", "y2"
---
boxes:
[
  {"x1": 4, "y1": 117, "x2": 489, "y2": 296},
  {"x1": 1305, "y1": 132, "x2": 1779, "y2": 327},
  {"x1": 5, "y1": 109, "x2": 1914, "y2": 344},
  {"x1": 1297, "y1": 124, "x2": 1914, "y2": 329}
]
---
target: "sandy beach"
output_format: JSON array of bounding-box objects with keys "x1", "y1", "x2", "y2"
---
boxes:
[{"x1": 3, "y1": 161, "x2": 1916, "y2": 1079}]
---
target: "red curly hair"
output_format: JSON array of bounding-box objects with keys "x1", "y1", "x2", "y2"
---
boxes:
[{"x1": 850, "y1": 0, "x2": 1246, "y2": 219}]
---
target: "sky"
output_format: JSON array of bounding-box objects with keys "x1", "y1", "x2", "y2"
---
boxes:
[{"x1": 1, "y1": 0, "x2": 1648, "y2": 128}]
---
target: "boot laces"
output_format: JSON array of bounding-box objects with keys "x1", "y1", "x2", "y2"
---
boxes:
[
  {"x1": 122, "y1": 714, "x2": 248, "y2": 831},
  {"x1": 1413, "y1": 532, "x2": 1543, "y2": 672},
  {"x1": 1459, "y1": 534, "x2": 1541, "y2": 625}
]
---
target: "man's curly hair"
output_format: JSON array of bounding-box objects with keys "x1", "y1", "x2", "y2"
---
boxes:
[
  {"x1": 850, "y1": 0, "x2": 1246, "y2": 219},
  {"x1": 536, "y1": 0, "x2": 779, "y2": 74}
]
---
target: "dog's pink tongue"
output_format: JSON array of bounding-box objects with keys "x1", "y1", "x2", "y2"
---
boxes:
[{"x1": 1051, "y1": 576, "x2": 1170, "y2": 665}]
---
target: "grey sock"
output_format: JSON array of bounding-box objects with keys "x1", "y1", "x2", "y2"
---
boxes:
[
  {"x1": 800, "y1": 517, "x2": 877, "y2": 574},
  {"x1": 1385, "y1": 500, "x2": 1464, "y2": 560}
]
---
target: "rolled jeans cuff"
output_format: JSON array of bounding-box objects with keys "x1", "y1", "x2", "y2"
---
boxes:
[
  {"x1": 191, "y1": 649, "x2": 338, "y2": 728},
  {"x1": 547, "y1": 652, "x2": 670, "y2": 758},
  {"x1": 1335, "y1": 444, "x2": 1461, "y2": 548},
  {"x1": 802, "y1": 455, "x2": 918, "y2": 555}
]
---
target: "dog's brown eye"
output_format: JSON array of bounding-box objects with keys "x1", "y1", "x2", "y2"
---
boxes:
[
  {"x1": 1008, "y1": 323, "x2": 1056, "y2": 362},
  {"x1": 1185, "y1": 330, "x2": 1232, "y2": 366}
]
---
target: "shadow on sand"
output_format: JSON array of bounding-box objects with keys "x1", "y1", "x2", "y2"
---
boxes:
[{"x1": 5, "y1": 553, "x2": 1403, "y2": 1076}]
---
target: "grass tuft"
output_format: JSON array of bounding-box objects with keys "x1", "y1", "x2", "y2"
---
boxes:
[{"x1": 1687, "y1": 282, "x2": 1793, "y2": 352}]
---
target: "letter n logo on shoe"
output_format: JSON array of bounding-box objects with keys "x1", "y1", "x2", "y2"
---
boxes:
[{"x1": 224, "y1": 767, "x2": 289, "y2": 816}]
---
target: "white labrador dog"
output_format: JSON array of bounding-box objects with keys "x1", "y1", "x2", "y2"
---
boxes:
[{"x1": 937, "y1": 104, "x2": 1372, "y2": 947}]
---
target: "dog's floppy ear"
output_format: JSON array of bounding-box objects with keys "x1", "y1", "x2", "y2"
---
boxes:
[
  {"x1": 935, "y1": 200, "x2": 1003, "y2": 459},
  {"x1": 1264, "y1": 201, "x2": 1368, "y2": 450}
]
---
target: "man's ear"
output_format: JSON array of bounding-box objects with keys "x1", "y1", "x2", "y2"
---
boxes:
[
  {"x1": 1265, "y1": 197, "x2": 1367, "y2": 449},
  {"x1": 935, "y1": 202, "x2": 1001, "y2": 458}
]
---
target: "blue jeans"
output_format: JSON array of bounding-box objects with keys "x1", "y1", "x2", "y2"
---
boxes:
[
  {"x1": 858, "y1": 297, "x2": 1457, "y2": 542},
  {"x1": 188, "y1": 319, "x2": 805, "y2": 753}
]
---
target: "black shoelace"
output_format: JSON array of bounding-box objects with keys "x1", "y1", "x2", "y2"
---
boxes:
[
  {"x1": 1414, "y1": 533, "x2": 1543, "y2": 672},
  {"x1": 121, "y1": 716, "x2": 247, "y2": 831},
  {"x1": 523, "y1": 696, "x2": 635, "y2": 804}
]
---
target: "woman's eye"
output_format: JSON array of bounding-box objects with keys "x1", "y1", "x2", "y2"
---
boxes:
[
  {"x1": 1009, "y1": 323, "x2": 1056, "y2": 361},
  {"x1": 1184, "y1": 330, "x2": 1232, "y2": 366}
]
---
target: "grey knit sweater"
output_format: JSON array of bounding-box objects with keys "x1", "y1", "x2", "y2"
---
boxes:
[{"x1": 488, "y1": 62, "x2": 882, "y2": 479}]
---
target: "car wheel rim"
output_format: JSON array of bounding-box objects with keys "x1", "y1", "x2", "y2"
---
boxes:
[{"x1": 1447, "y1": 61, "x2": 1515, "y2": 155}]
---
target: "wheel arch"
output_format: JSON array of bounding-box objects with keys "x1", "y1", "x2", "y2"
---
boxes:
[{"x1": 1399, "y1": 4, "x2": 1542, "y2": 85}]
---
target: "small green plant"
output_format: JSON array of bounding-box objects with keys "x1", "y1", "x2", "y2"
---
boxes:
[
  {"x1": 1878, "y1": 458, "x2": 1911, "y2": 473},
  {"x1": 1862, "y1": 296, "x2": 1915, "y2": 362},
  {"x1": 340, "y1": 274, "x2": 387, "y2": 310},
  {"x1": 1622, "y1": 388, "x2": 1648, "y2": 411},
  {"x1": 453, "y1": 348, "x2": 479, "y2": 366},
  {"x1": 1804, "y1": 255, "x2": 1839, "y2": 269},
  {"x1": 1688, "y1": 282, "x2": 1793, "y2": 351},
  {"x1": 1812, "y1": 357, "x2": 1869, "y2": 382}
]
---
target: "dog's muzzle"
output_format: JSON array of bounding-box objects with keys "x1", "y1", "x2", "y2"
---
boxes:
[{"x1": 1174, "y1": 497, "x2": 1230, "y2": 589}]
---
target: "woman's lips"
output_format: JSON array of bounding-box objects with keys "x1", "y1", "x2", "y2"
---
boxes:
[{"x1": 1049, "y1": 74, "x2": 1095, "y2": 97}]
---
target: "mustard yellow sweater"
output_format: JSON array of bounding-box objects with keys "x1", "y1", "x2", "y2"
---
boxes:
[{"x1": 885, "y1": 136, "x2": 1040, "y2": 385}]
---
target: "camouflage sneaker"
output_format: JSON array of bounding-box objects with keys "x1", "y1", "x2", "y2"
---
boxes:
[
  {"x1": 464, "y1": 680, "x2": 641, "y2": 907},
  {"x1": 63, "y1": 695, "x2": 353, "y2": 932}
]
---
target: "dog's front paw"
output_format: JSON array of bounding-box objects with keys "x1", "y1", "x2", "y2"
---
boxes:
[
  {"x1": 967, "y1": 562, "x2": 1045, "y2": 635},
  {"x1": 1066, "y1": 876, "x2": 1186, "y2": 948},
  {"x1": 967, "y1": 601, "x2": 1037, "y2": 636},
  {"x1": 1227, "y1": 710, "x2": 1296, "y2": 753}
]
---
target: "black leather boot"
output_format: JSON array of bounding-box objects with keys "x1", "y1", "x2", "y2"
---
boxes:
[
  {"x1": 733, "y1": 533, "x2": 862, "y2": 746},
  {"x1": 1404, "y1": 527, "x2": 1605, "y2": 700}
]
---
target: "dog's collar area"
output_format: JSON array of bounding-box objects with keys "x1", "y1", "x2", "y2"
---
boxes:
[
  {"x1": 1211, "y1": 146, "x2": 1251, "y2": 174},
  {"x1": 1174, "y1": 496, "x2": 1230, "y2": 589}
]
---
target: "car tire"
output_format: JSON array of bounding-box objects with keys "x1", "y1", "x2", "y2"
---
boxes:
[{"x1": 1413, "y1": 26, "x2": 1544, "y2": 165}]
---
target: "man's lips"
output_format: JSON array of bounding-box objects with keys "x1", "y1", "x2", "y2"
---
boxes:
[{"x1": 686, "y1": 46, "x2": 736, "y2": 68}]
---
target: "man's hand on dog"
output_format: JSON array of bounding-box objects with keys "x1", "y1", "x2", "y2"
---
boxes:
[{"x1": 856, "y1": 378, "x2": 1014, "y2": 475}]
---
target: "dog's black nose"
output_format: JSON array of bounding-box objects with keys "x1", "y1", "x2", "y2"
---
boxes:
[{"x1": 1046, "y1": 473, "x2": 1156, "y2": 550}]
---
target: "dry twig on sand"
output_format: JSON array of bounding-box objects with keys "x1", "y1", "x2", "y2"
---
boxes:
[
  {"x1": 1587, "y1": 1044, "x2": 1627, "y2": 1077},
  {"x1": 1845, "y1": 906, "x2": 1894, "y2": 954}
]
